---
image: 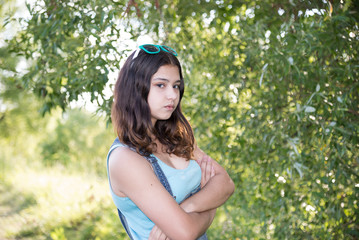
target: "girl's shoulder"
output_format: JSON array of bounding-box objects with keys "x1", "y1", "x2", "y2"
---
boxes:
[
  {"x1": 108, "y1": 138, "x2": 138, "y2": 159},
  {"x1": 108, "y1": 141, "x2": 154, "y2": 188},
  {"x1": 109, "y1": 143, "x2": 142, "y2": 166}
]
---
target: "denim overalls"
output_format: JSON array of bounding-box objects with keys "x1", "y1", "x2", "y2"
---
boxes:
[{"x1": 110, "y1": 138, "x2": 208, "y2": 240}]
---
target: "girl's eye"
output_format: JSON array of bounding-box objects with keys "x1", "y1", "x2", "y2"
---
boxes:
[
  {"x1": 156, "y1": 84, "x2": 165, "y2": 88},
  {"x1": 174, "y1": 85, "x2": 180, "y2": 89}
]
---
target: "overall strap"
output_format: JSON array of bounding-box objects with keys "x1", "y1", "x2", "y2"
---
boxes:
[{"x1": 144, "y1": 154, "x2": 174, "y2": 197}]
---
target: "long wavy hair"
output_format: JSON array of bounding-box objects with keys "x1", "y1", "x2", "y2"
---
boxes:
[{"x1": 111, "y1": 48, "x2": 194, "y2": 159}]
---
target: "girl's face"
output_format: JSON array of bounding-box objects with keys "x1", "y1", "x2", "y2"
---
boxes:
[{"x1": 147, "y1": 64, "x2": 181, "y2": 125}]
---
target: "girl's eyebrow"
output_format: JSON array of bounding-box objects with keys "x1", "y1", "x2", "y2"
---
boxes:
[{"x1": 153, "y1": 77, "x2": 181, "y2": 83}]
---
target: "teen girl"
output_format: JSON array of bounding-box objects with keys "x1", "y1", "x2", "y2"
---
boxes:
[{"x1": 107, "y1": 44, "x2": 235, "y2": 240}]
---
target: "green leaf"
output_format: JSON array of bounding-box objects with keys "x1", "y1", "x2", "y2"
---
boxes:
[{"x1": 304, "y1": 106, "x2": 316, "y2": 113}]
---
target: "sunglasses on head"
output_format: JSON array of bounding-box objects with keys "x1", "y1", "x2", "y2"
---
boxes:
[{"x1": 132, "y1": 44, "x2": 178, "y2": 60}]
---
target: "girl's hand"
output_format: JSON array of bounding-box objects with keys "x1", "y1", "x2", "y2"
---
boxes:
[
  {"x1": 149, "y1": 225, "x2": 171, "y2": 240},
  {"x1": 199, "y1": 155, "x2": 215, "y2": 188}
]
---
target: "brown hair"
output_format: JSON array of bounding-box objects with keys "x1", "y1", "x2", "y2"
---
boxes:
[{"x1": 111, "y1": 48, "x2": 194, "y2": 159}]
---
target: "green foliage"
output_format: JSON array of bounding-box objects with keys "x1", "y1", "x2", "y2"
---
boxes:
[
  {"x1": 50, "y1": 228, "x2": 67, "y2": 240},
  {"x1": 7, "y1": 0, "x2": 132, "y2": 116},
  {"x1": 3, "y1": 0, "x2": 359, "y2": 239},
  {"x1": 153, "y1": 1, "x2": 358, "y2": 238},
  {"x1": 0, "y1": 84, "x2": 120, "y2": 239},
  {"x1": 40, "y1": 108, "x2": 113, "y2": 173}
]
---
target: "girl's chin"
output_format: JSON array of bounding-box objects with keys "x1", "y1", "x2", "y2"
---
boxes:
[{"x1": 152, "y1": 115, "x2": 173, "y2": 123}]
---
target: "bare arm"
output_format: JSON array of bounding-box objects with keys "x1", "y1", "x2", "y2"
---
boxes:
[
  {"x1": 149, "y1": 208, "x2": 216, "y2": 240},
  {"x1": 109, "y1": 147, "x2": 216, "y2": 240},
  {"x1": 180, "y1": 145, "x2": 235, "y2": 213}
]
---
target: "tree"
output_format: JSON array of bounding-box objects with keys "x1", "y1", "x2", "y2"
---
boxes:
[{"x1": 5, "y1": 0, "x2": 359, "y2": 238}]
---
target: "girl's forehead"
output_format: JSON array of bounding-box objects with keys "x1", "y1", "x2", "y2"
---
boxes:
[{"x1": 152, "y1": 65, "x2": 180, "y2": 79}]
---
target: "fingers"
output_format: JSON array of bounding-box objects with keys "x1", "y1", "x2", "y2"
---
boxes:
[
  {"x1": 200, "y1": 155, "x2": 214, "y2": 188},
  {"x1": 200, "y1": 156, "x2": 207, "y2": 187},
  {"x1": 205, "y1": 156, "x2": 212, "y2": 180},
  {"x1": 149, "y1": 225, "x2": 170, "y2": 240},
  {"x1": 149, "y1": 225, "x2": 159, "y2": 240},
  {"x1": 211, "y1": 165, "x2": 215, "y2": 177}
]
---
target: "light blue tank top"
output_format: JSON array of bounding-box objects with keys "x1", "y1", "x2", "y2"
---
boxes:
[{"x1": 107, "y1": 141, "x2": 201, "y2": 240}]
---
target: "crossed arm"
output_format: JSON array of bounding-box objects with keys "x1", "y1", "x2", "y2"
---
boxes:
[
  {"x1": 149, "y1": 145, "x2": 235, "y2": 239},
  {"x1": 181, "y1": 145, "x2": 235, "y2": 212},
  {"x1": 109, "y1": 145, "x2": 234, "y2": 240}
]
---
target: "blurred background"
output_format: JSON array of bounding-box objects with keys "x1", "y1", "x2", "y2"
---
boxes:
[{"x1": 0, "y1": 0, "x2": 358, "y2": 239}]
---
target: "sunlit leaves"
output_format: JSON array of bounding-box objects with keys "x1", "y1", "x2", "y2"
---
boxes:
[
  {"x1": 7, "y1": 0, "x2": 129, "y2": 116},
  {"x1": 3, "y1": 0, "x2": 359, "y2": 238}
]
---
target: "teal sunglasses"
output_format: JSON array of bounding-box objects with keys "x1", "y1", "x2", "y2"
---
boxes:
[{"x1": 132, "y1": 44, "x2": 178, "y2": 60}]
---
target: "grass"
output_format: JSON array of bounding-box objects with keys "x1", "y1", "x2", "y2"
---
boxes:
[{"x1": 0, "y1": 163, "x2": 128, "y2": 240}]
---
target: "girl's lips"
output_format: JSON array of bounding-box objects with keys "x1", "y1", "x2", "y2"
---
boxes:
[{"x1": 165, "y1": 105, "x2": 174, "y2": 110}]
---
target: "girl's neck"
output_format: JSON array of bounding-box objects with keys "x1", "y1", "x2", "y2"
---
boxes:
[{"x1": 152, "y1": 139, "x2": 169, "y2": 155}]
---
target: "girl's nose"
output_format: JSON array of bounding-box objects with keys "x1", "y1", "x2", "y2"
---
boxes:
[{"x1": 167, "y1": 87, "x2": 178, "y2": 100}]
